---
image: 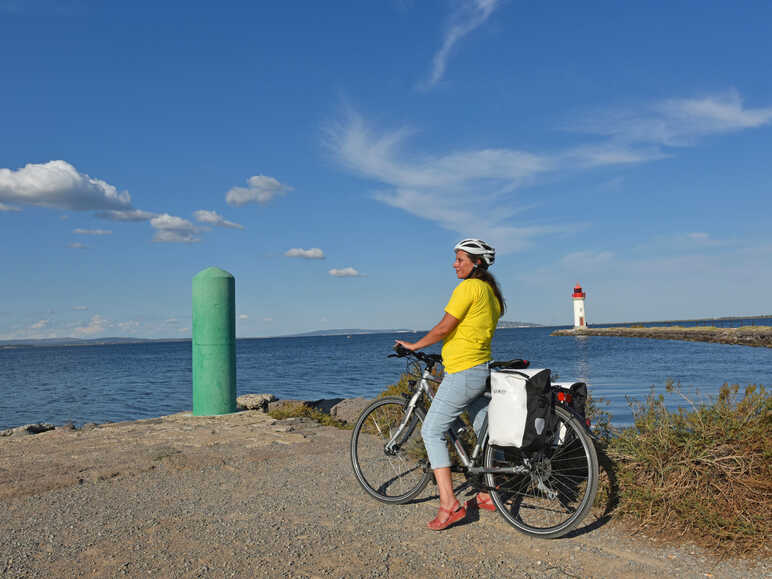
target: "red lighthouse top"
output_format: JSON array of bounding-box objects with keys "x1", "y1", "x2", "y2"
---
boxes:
[{"x1": 572, "y1": 283, "x2": 586, "y2": 299}]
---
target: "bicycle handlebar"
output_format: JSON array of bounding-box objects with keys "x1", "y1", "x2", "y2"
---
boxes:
[{"x1": 390, "y1": 344, "x2": 442, "y2": 365}]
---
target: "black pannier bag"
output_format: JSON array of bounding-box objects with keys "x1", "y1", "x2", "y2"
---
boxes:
[
  {"x1": 488, "y1": 368, "x2": 553, "y2": 451},
  {"x1": 553, "y1": 380, "x2": 588, "y2": 419}
]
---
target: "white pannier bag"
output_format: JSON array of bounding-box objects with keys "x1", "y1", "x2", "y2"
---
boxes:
[{"x1": 488, "y1": 368, "x2": 552, "y2": 449}]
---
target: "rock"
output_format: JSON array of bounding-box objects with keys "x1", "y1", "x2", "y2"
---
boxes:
[
  {"x1": 0, "y1": 423, "x2": 56, "y2": 437},
  {"x1": 237, "y1": 393, "x2": 277, "y2": 411},
  {"x1": 267, "y1": 400, "x2": 308, "y2": 414},
  {"x1": 330, "y1": 398, "x2": 372, "y2": 424},
  {"x1": 308, "y1": 398, "x2": 344, "y2": 414}
]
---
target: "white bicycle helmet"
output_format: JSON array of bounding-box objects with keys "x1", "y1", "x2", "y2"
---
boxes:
[{"x1": 453, "y1": 238, "x2": 495, "y2": 267}]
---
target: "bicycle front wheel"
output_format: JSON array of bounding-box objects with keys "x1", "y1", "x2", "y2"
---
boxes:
[
  {"x1": 484, "y1": 405, "x2": 599, "y2": 538},
  {"x1": 350, "y1": 396, "x2": 432, "y2": 504}
]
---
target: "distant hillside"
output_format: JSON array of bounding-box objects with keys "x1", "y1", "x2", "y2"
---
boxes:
[
  {"x1": 278, "y1": 328, "x2": 415, "y2": 338},
  {"x1": 497, "y1": 320, "x2": 543, "y2": 328},
  {"x1": 281, "y1": 322, "x2": 542, "y2": 337},
  {"x1": 0, "y1": 337, "x2": 187, "y2": 349}
]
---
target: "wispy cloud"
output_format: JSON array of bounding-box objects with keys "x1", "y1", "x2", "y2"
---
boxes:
[
  {"x1": 150, "y1": 213, "x2": 201, "y2": 243},
  {"x1": 225, "y1": 174, "x2": 292, "y2": 207},
  {"x1": 327, "y1": 92, "x2": 771, "y2": 253},
  {"x1": 559, "y1": 250, "x2": 615, "y2": 270},
  {"x1": 326, "y1": 108, "x2": 568, "y2": 252},
  {"x1": 329, "y1": 267, "x2": 365, "y2": 277},
  {"x1": 285, "y1": 248, "x2": 325, "y2": 259},
  {"x1": 0, "y1": 160, "x2": 131, "y2": 211},
  {"x1": 30, "y1": 319, "x2": 48, "y2": 330},
  {"x1": 95, "y1": 209, "x2": 156, "y2": 222},
  {"x1": 72, "y1": 306, "x2": 88, "y2": 311},
  {"x1": 73, "y1": 314, "x2": 109, "y2": 337},
  {"x1": 633, "y1": 232, "x2": 729, "y2": 255},
  {"x1": 67, "y1": 242, "x2": 89, "y2": 249},
  {"x1": 193, "y1": 209, "x2": 244, "y2": 230},
  {"x1": 421, "y1": 0, "x2": 500, "y2": 89},
  {"x1": 73, "y1": 228, "x2": 112, "y2": 235},
  {"x1": 0, "y1": 202, "x2": 21, "y2": 212},
  {"x1": 568, "y1": 90, "x2": 772, "y2": 147}
]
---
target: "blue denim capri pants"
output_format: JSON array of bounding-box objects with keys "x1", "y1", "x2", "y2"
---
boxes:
[{"x1": 420, "y1": 362, "x2": 490, "y2": 469}]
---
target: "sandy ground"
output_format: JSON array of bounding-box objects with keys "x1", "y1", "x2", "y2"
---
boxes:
[{"x1": 1, "y1": 411, "x2": 768, "y2": 578}]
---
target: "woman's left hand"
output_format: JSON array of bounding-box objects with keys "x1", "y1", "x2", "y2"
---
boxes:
[{"x1": 394, "y1": 339, "x2": 416, "y2": 350}]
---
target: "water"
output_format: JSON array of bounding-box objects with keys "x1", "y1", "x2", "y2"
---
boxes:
[{"x1": 1, "y1": 326, "x2": 770, "y2": 430}]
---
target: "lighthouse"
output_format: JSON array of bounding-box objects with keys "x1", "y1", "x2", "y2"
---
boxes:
[{"x1": 572, "y1": 283, "x2": 587, "y2": 328}]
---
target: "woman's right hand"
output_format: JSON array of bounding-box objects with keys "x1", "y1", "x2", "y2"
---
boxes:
[{"x1": 394, "y1": 339, "x2": 417, "y2": 351}]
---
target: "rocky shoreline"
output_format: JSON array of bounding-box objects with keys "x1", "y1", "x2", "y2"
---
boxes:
[
  {"x1": 551, "y1": 325, "x2": 772, "y2": 348},
  {"x1": 1, "y1": 395, "x2": 769, "y2": 577}
]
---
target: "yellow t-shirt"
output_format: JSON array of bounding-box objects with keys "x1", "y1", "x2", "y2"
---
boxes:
[{"x1": 441, "y1": 278, "x2": 501, "y2": 374}]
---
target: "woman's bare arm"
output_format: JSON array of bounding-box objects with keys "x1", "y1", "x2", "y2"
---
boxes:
[{"x1": 394, "y1": 312, "x2": 459, "y2": 351}]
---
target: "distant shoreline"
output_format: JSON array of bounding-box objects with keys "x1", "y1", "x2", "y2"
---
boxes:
[
  {"x1": 552, "y1": 325, "x2": 772, "y2": 348},
  {"x1": 4, "y1": 316, "x2": 770, "y2": 349},
  {"x1": 0, "y1": 320, "x2": 545, "y2": 349}
]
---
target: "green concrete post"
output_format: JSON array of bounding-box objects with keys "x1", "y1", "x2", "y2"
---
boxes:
[{"x1": 192, "y1": 267, "x2": 237, "y2": 415}]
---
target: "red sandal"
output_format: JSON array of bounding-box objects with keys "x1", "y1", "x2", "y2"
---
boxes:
[
  {"x1": 427, "y1": 501, "x2": 466, "y2": 531},
  {"x1": 465, "y1": 494, "x2": 497, "y2": 512}
]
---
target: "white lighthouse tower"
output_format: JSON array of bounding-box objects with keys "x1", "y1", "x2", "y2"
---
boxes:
[{"x1": 572, "y1": 283, "x2": 587, "y2": 328}]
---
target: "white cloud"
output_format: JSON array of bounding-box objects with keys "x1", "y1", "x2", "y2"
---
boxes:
[
  {"x1": 285, "y1": 248, "x2": 325, "y2": 259},
  {"x1": 327, "y1": 92, "x2": 771, "y2": 253},
  {"x1": 263, "y1": 317, "x2": 273, "y2": 323},
  {"x1": 0, "y1": 160, "x2": 131, "y2": 211},
  {"x1": 239, "y1": 314, "x2": 249, "y2": 320},
  {"x1": 73, "y1": 314, "x2": 109, "y2": 337},
  {"x1": 72, "y1": 306, "x2": 88, "y2": 311},
  {"x1": 225, "y1": 174, "x2": 292, "y2": 207},
  {"x1": 68, "y1": 242, "x2": 89, "y2": 249},
  {"x1": 559, "y1": 250, "x2": 615, "y2": 270},
  {"x1": 193, "y1": 209, "x2": 245, "y2": 230},
  {"x1": 73, "y1": 228, "x2": 112, "y2": 235},
  {"x1": 0, "y1": 202, "x2": 21, "y2": 212},
  {"x1": 30, "y1": 319, "x2": 48, "y2": 329},
  {"x1": 326, "y1": 109, "x2": 565, "y2": 252},
  {"x1": 635, "y1": 232, "x2": 728, "y2": 254},
  {"x1": 569, "y1": 90, "x2": 772, "y2": 147},
  {"x1": 150, "y1": 213, "x2": 201, "y2": 243},
  {"x1": 95, "y1": 209, "x2": 156, "y2": 222},
  {"x1": 329, "y1": 267, "x2": 365, "y2": 277},
  {"x1": 421, "y1": 0, "x2": 500, "y2": 89}
]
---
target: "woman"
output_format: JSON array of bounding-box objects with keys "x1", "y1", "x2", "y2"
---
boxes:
[{"x1": 395, "y1": 238, "x2": 505, "y2": 531}]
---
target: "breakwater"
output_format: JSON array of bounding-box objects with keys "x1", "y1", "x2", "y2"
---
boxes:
[{"x1": 552, "y1": 325, "x2": 772, "y2": 348}]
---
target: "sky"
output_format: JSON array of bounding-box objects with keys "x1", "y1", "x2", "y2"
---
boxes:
[{"x1": 1, "y1": 0, "x2": 771, "y2": 339}]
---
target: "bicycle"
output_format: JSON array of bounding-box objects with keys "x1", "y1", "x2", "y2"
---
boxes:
[{"x1": 350, "y1": 345, "x2": 599, "y2": 538}]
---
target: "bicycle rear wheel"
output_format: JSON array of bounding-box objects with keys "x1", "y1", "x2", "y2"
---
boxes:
[
  {"x1": 350, "y1": 396, "x2": 432, "y2": 504},
  {"x1": 484, "y1": 405, "x2": 599, "y2": 538}
]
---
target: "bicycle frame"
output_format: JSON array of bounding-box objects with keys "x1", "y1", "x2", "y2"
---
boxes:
[{"x1": 385, "y1": 365, "x2": 529, "y2": 477}]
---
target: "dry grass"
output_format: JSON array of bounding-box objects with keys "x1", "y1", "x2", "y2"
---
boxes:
[
  {"x1": 267, "y1": 403, "x2": 351, "y2": 429},
  {"x1": 606, "y1": 383, "x2": 771, "y2": 557}
]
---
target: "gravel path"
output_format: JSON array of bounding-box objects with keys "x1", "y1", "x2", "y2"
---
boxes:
[{"x1": 0, "y1": 413, "x2": 768, "y2": 577}]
